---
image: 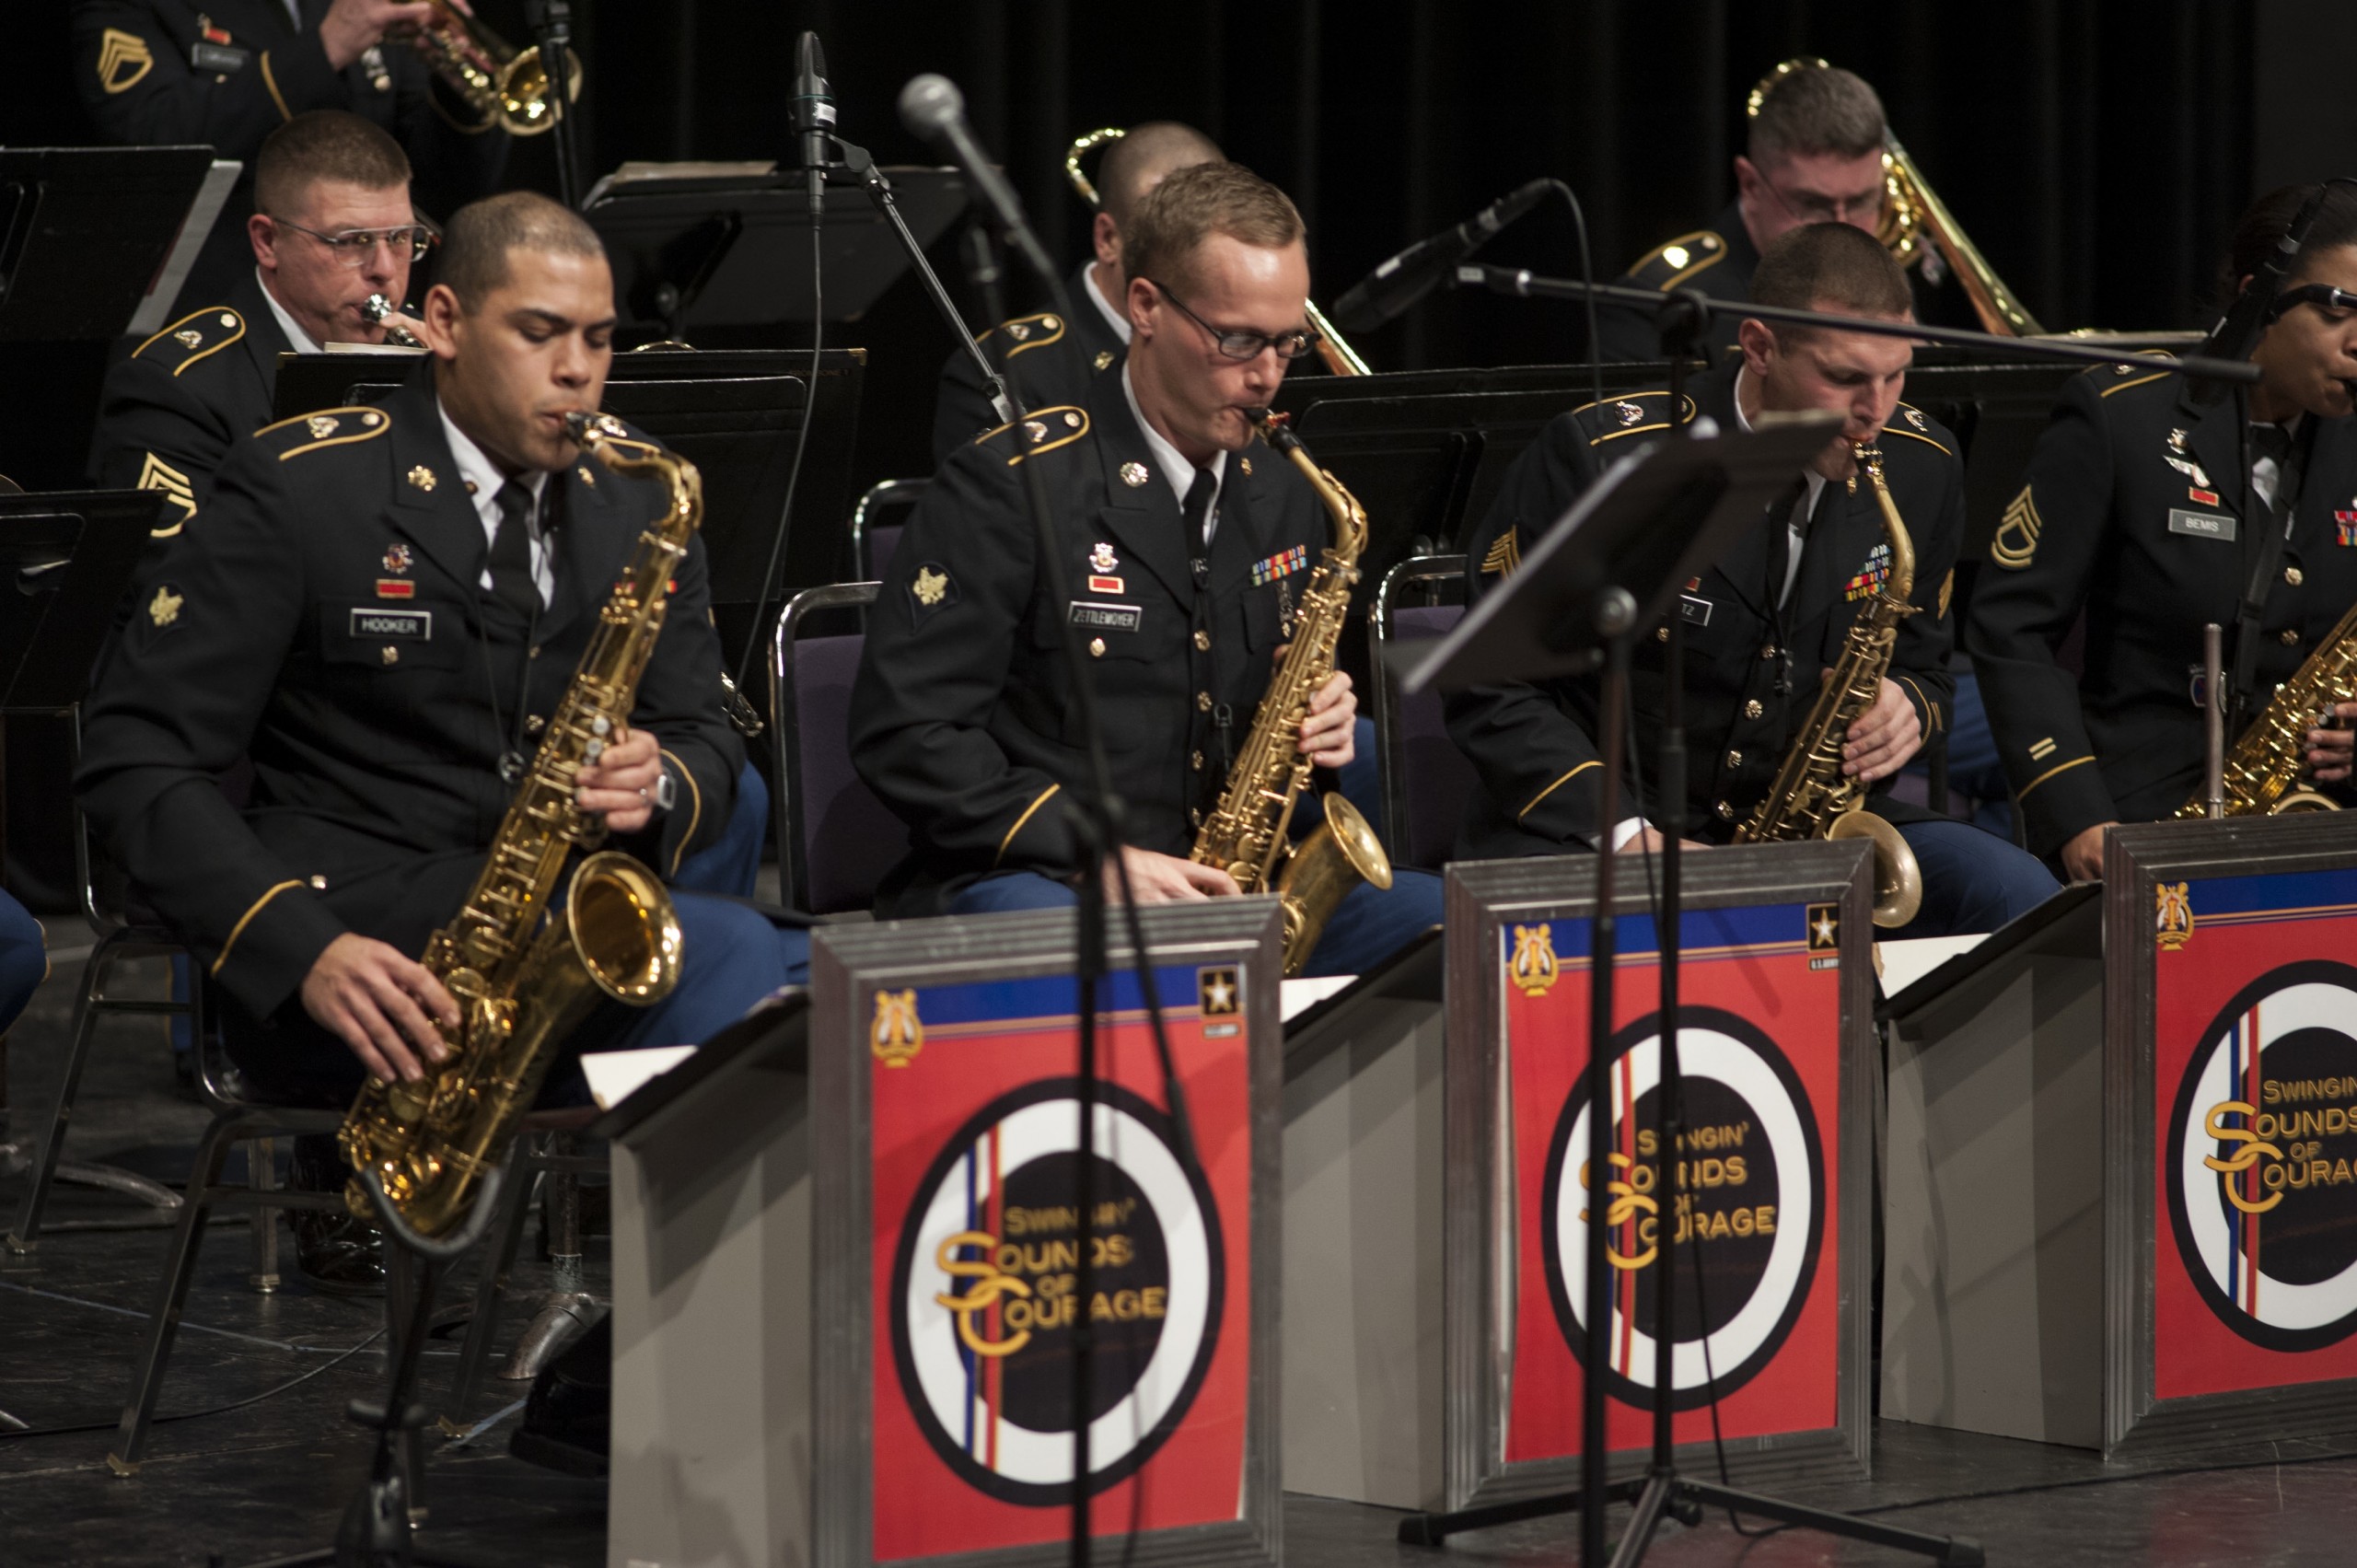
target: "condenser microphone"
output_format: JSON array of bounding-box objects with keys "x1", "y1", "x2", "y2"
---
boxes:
[
  {"x1": 791, "y1": 32, "x2": 835, "y2": 203},
  {"x1": 1329, "y1": 180, "x2": 1554, "y2": 334},
  {"x1": 897, "y1": 74, "x2": 1059, "y2": 284}
]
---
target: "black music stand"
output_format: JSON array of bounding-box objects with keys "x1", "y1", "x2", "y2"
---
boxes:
[
  {"x1": 1394, "y1": 424, "x2": 1978, "y2": 1567},
  {"x1": 0, "y1": 147, "x2": 219, "y2": 341}
]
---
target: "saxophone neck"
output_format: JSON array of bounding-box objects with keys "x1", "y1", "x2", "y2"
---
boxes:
[
  {"x1": 566, "y1": 413, "x2": 702, "y2": 531},
  {"x1": 1854, "y1": 443, "x2": 1916, "y2": 603},
  {"x1": 1251, "y1": 409, "x2": 1367, "y2": 561}
]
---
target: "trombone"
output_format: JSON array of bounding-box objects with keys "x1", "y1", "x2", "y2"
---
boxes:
[{"x1": 1064, "y1": 128, "x2": 1372, "y2": 377}]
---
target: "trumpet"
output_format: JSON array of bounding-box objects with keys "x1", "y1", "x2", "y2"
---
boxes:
[
  {"x1": 1064, "y1": 128, "x2": 1371, "y2": 377},
  {"x1": 363, "y1": 294, "x2": 423, "y2": 348},
  {"x1": 404, "y1": 0, "x2": 582, "y2": 137}
]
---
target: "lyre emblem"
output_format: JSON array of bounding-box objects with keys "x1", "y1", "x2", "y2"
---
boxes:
[
  {"x1": 871, "y1": 988, "x2": 924, "y2": 1066},
  {"x1": 2155, "y1": 882, "x2": 2193, "y2": 951},
  {"x1": 1509, "y1": 923, "x2": 1560, "y2": 996}
]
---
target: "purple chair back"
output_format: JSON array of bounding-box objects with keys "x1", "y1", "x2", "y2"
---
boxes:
[
  {"x1": 1387, "y1": 603, "x2": 1473, "y2": 870},
  {"x1": 772, "y1": 584, "x2": 910, "y2": 914}
]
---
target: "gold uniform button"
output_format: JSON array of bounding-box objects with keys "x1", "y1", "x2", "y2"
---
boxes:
[
  {"x1": 2286, "y1": 565, "x2": 2305, "y2": 587},
  {"x1": 1193, "y1": 629, "x2": 1211, "y2": 651},
  {"x1": 1089, "y1": 637, "x2": 1107, "y2": 658},
  {"x1": 1190, "y1": 750, "x2": 1204, "y2": 771},
  {"x1": 2282, "y1": 628, "x2": 2302, "y2": 645},
  {"x1": 1760, "y1": 643, "x2": 1779, "y2": 660},
  {"x1": 528, "y1": 645, "x2": 542, "y2": 659},
  {"x1": 526, "y1": 714, "x2": 546, "y2": 735},
  {"x1": 1714, "y1": 800, "x2": 1736, "y2": 820},
  {"x1": 1197, "y1": 691, "x2": 1213, "y2": 712},
  {"x1": 1656, "y1": 625, "x2": 1670, "y2": 643},
  {"x1": 308, "y1": 875, "x2": 328, "y2": 890},
  {"x1": 1725, "y1": 749, "x2": 1743, "y2": 769},
  {"x1": 380, "y1": 645, "x2": 399, "y2": 666},
  {"x1": 1744, "y1": 699, "x2": 1764, "y2": 719}
]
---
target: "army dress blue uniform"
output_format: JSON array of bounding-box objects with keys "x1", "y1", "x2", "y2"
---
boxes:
[
  {"x1": 1446, "y1": 357, "x2": 2055, "y2": 937},
  {"x1": 931, "y1": 265, "x2": 1130, "y2": 463},
  {"x1": 856, "y1": 368, "x2": 1441, "y2": 975},
  {"x1": 1964, "y1": 363, "x2": 2357, "y2": 854},
  {"x1": 75, "y1": 372, "x2": 805, "y2": 1099}
]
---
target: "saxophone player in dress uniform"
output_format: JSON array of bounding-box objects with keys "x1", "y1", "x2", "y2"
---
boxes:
[
  {"x1": 1450, "y1": 223, "x2": 2057, "y2": 937},
  {"x1": 858, "y1": 162, "x2": 1443, "y2": 975},
  {"x1": 1967, "y1": 184, "x2": 2357, "y2": 879},
  {"x1": 74, "y1": 192, "x2": 807, "y2": 1290}
]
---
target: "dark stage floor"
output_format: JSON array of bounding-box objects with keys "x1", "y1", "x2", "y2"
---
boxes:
[{"x1": 6, "y1": 914, "x2": 2357, "y2": 1566}]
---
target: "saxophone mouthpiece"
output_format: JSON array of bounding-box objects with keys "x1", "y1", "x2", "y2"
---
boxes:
[
  {"x1": 1251, "y1": 408, "x2": 1303, "y2": 452},
  {"x1": 562, "y1": 411, "x2": 599, "y2": 446}
]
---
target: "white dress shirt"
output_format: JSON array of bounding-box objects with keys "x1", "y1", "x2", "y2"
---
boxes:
[
  {"x1": 1121, "y1": 362, "x2": 1223, "y2": 545},
  {"x1": 258, "y1": 268, "x2": 323, "y2": 356},
  {"x1": 1085, "y1": 261, "x2": 1134, "y2": 345},
  {"x1": 436, "y1": 401, "x2": 557, "y2": 608},
  {"x1": 1732, "y1": 363, "x2": 1827, "y2": 609}
]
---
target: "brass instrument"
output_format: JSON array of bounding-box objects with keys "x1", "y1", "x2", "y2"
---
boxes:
[
  {"x1": 1063, "y1": 127, "x2": 1372, "y2": 377},
  {"x1": 1190, "y1": 412, "x2": 1393, "y2": 975},
  {"x1": 339, "y1": 412, "x2": 691, "y2": 1239},
  {"x1": 362, "y1": 294, "x2": 423, "y2": 348},
  {"x1": 405, "y1": 0, "x2": 582, "y2": 137},
  {"x1": 2175, "y1": 604, "x2": 2357, "y2": 818},
  {"x1": 1747, "y1": 60, "x2": 2046, "y2": 337},
  {"x1": 1735, "y1": 445, "x2": 1926, "y2": 928}
]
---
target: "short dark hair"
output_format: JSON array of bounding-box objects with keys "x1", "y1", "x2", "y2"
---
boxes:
[
  {"x1": 1123, "y1": 162, "x2": 1305, "y2": 298},
  {"x1": 437, "y1": 191, "x2": 607, "y2": 306},
  {"x1": 1747, "y1": 61, "x2": 1887, "y2": 165},
  {"x1": 254, "y1": 110, "x2": 410, "y2": 215},
  {"x1": 2214, "y1": 182, "x2": 2357, "y2": 313},
  {"x1": 1750, "y1": 221, "x2": 1912, "y2": 320},
  {"x1": 1099, "y1": 122, "x2": 1224, "y2": 230}
]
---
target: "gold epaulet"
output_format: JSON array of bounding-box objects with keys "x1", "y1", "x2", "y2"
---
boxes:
[
  {"x1": 1570, "y1": 389, "x2": 1682, "y2": 446},
  {"x1": 977, "y1": 309, "x2": 1069, "y2": 359},
  {"x1": 134, "y1": 306, "x2": 245, "y2": 377},
  {"x1": 975, "y1": 405, "x2": 1089, "y2": 465},
  {"x1": 2093, "y1": 351, "x2": 2177, "y2": 397},
  {"x1": 254, "y1": 405, "x2": 392, "y2": 459},
  {"x1": 1880, "y1": 402, "x2": 1954, "y2": 457},
  {"x1": 1623, "y1": 228, "x2": 1731, "y2": 291}
]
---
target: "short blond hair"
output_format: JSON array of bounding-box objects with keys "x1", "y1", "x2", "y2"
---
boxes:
[{"x1": 1122, "y1": 162, "x2": 1305, "y2": 296}]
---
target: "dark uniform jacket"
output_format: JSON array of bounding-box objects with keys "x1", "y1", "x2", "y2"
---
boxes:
[
  {"x1": 857, "y1": 369, "x2": 1329, "y2": 915},
  {"x1": 1595, "y1": 203, "x2": 1761, "y2": 363},
  {"x1": 1446, "y1": 358, "x2": 1963, "y2": 858},
  {"x1": 73, "y1": 0, "x2": 505, "y2": 310},
  {"x1": 1964, "y1": 366, "x2": 2357, "y2": 855},
  {"x1": 91, "y1": 264, "x2": 291, "y2": 535},
  {"x1": 931, "y1": 265, "x2": 1129, "y2": 462},
  {"x1": 75, "y1": 374, "x2": 742, "y2": 1040}
]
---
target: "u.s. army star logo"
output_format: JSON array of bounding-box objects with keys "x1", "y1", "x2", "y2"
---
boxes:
[{"x1": 148, "y1": 584, "x2": 183, "y2": 627}]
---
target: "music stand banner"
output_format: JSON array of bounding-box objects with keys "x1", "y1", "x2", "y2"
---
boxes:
[
  {"x1": 812, "y1": 904, "x2": 1283, "y2": 1568},
  {"x1": 2107, "y1": 815, "x2": 2357, "y2": 1453},
  {"x1": 1444, "y1": 844, "x2": 1875, "y2": 1508}
]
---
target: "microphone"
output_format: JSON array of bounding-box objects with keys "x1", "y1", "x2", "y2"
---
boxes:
[
  {"x1": 791, "y1": 32, "x2": 835, "y2": 201},
  {"x1": 897, "y1": 73, "x2": 1060, "y2": 284},
  {"x1": 1329, "y1": 180, "x2": 1553, "y2": 334},
  {"x1": 2184, "y1": 181, "x2": 2328, "y2": 413}
]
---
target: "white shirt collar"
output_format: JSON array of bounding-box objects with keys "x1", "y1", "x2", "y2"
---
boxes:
[
  {"x1": 257, "y1": 267, "x2": 323, "y2": 356},
  {"x1": 1084, "y1": 261, "x2": 1133, "y2": 345},
  {"x1": 1120, "y1": 361, "x2": 1222, "y2": 542},
  {"x1": 1732, "y1": 363, "x2": 1824, "y2": 607},
  {"x1": 435, "y1": 396, "x2": 556, "y2": 606}
]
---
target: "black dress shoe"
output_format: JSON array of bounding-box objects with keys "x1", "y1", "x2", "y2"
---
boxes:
[
  {"x1": 510, "y1": 1312, "x2": 610, "y2": 1478},
  {"x1": 288, "y1": 1136, "x2": 385, "y2": 1297}
]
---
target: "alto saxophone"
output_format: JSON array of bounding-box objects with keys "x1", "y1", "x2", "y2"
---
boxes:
[
  {"x1": 1735, "y1": 444, "x2": 1925, "y2": 928},
  {"x1": 1190, "y1": 412, "x2": 1394, "y2": 976},
  {"x1": 2175, "y1": 601, "x2": 2357, "y2": 818},
  {"x1": 338, "y1": 412, "x2": 691, "y2": 1241}
]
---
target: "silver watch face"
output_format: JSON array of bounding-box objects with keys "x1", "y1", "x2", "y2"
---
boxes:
[{"x1": 654, "y1": 771, "x2": 679, "y2": 813}]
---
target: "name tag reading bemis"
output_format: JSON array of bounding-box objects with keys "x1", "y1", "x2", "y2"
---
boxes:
[
  {"x1": 1069, "y1": 600, "x2": 1142, "y2": 633},
  {"x1": 2168, "y1": 507, "x2": 2239, "y2": 542},
  {"x1": 350, "y1": 607, "x2": 432, "y2": 641}
]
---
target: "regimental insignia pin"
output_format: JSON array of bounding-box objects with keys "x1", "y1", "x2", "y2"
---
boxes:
[
  {"x1": 913, "y1": 564, "x2": 950, "y2": 606},
  {"x1": 1239, "y1": 457, "x2": 1252, "y2": 476},
  {"x1": 307, "y1": 414, "x2": 338, "y2": 440},
  {"x1": 148, "y1": 584, "x2": 183, "y2": 627},
  {"x1": 1905, "y1": 407, "x2": 1928, "y2": 430},
  {"x1": 1006, "y1": 321, "x2": 1031, "y2": 343},
  {"x1": 406, "y1": 465, "x2": 436, "y2": 493},
  {"x1": 1806, "y1": 902, "x2": 1841, "y2": 951},
  {"x1": 1199, "y1": 965, "x2": 1240, "y2": 1016},
  {"x1": 1090, "y1": 540, "x2": 1119, "y2": 572},
  {"x1": 1120, "y1": 460, "x2": 1149, "y2": 488},
  {"x1": 1615, "y1": 400, "x2": 1645, "y2": 425},
  {"x1": 871, "y1": 988, "x2": 923, "y2": 1066},
  {"x1": 1510, "y1": 923, "x2": 1559, "y2": 996},
  {"x1": 2156, "y1": 881, "x2": 2194, "y2": 951},
  {"x1": 382, "y1": 542, "x2": 412, "y2": 574},
  {"x1": 174, "y1": 328, "x2": 203, "y2": 351},
  {"x1": 2168, "y1": 427, "x2": 2190, "y2": 454},
  {"x1": 1094, "y1": 350, "x2": 1116, "y2": 371},
  {"x1": 1025, "y1": 419, "x2": 1049, "y2": 444},
  {"x1": 576, "y1": 465, "x2": 595, "y2": 487}
]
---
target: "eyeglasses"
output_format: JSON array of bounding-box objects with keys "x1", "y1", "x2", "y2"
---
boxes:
[
  {"x1": 272, "y1": 218, "x2": 437, "y2": 267},
  {"x1": 1147, "y1": 279, "x2": 1320, "y2": 362},
  {"x1": 1759, "y1": 175, "x2": 1886, "y2": 228}
]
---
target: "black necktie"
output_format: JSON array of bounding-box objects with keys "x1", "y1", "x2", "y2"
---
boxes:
[
  {"x1": 488, "y1": 480, "x2": 541, "y2": 621},
  {"x1": 1182, "y1": 465, "x2": 1217, "y2": 547}
]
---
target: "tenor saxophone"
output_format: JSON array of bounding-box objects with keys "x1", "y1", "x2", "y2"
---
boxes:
[
  {"x1": 2175, "y1": 601, "x2": 2357, "y2": 818},
  {"x1": 1190, "y1": 412, "x2": 1393, "y2": 976},
  {"x1": 337, "y1": 412, "x2": 691, "y2": 1241},
  {"x1": 1734, "y1": 444, "x2": 1925, "y2": 928}
]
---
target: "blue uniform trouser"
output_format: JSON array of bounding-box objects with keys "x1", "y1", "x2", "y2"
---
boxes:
[
  {"x1": 0, "y1": 889, "x2": 44, "y2": 1035},
  {"x1": 946, "y1": 864, "x2": 1446, "y2": 979},
  {"x1": 584, "y1": 889, "x2": 808, "y2": 1053},
  {"x1": 1885, "y1": 818, "x2": 2060, "y2": 941},
  {"x1": 670, "y1": 762, "x2": 770, "y2": 900}
]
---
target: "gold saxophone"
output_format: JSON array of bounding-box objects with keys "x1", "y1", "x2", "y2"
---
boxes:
[
  {"x1": 338, "y1": 412, "x2": 691, "y2": 1240},
  {"x1": 2176, "y1": 604, "x2": 2357, "y2": 818},
  {"x1": 1190, "y1": 412, "x2": 1393, "y2": 976},
  {"x1": 1735, "y1": 444, "x2": 1926, "y2": 928}
]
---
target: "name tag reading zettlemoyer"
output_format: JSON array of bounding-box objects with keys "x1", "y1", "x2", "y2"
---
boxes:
[
  {"x1": 1069, "y1": 600, "x2": 1142, "y2": 634},
  {"x1": 2167, "y1": 507, "x2": 2239, "y2": 542},
  {"x1": 349, "y1": 607, "x2": 433, "y2": 641}
]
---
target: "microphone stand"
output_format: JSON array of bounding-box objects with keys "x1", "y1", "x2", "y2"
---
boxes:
[
  {"x1": 838, "y1": 140, "x2": 1015, "y2": 424},
  {"x1": 1404, "y1": 270, "x2": 2257, "y2": 1568},
  {"x1": 524, "y1": 0, "x2": 581, "y2": 210}
]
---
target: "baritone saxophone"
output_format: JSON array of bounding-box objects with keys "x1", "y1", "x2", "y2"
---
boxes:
[
  {"x1": 337, "y1": 412, "x2": 692, "y2": 1243},
  {"x1": 1190, "y1": 412, "x2": 1393, "y2": 976}
]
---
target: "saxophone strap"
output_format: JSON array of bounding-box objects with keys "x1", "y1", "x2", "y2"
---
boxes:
[{"x1": 2228, "y1": 412, "x2": 2315, "y2": 724}]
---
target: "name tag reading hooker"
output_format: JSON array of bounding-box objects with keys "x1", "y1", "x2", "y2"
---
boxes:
[{"x1": 350, "y1": 607, "x2": 433, "y2": 640}]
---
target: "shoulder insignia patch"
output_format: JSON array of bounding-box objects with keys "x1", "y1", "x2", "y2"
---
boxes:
[
  {"x1": 1481, "y1": 528, "x2": 1522, "y2": 577},
  {"x1": 1992, "y1": 484, "x2": 2043, "y2": 569},
  {"x1": 98, "y1": 28, "x2": 154, "y2": 93},
  {"x1": 1625, "y1": 228, "x2": 1727, "y2": 291},
  {"x1": 148, "y1": 583, "x2": 183, "y2": 627},
  {"x1": 257, "y1": 405, "x2": 390, "y2": 459},
  {"x1": 135, "y1": 308, "x2": 245, "y2": 377},
  {"x1": 909, "y1": 561, "x2": 958, "y2": 626},
  {"x1": 135, "y1": 453, "x2": 196, "y2": 534},
  {"x1": 985, "y1": 310, "x2": 1067, "y2": 359}
]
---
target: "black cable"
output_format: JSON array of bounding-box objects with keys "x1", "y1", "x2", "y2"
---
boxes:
[
  {"x1": 0, "y1": 1325, "x2": 386, "y2": 1443},
  {"x1": 1541, "y1": 180, "x2": 1603, "y2": 417},
  {"x1": 737, "y1": 195, "x2": 825, "y2": 691}
]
